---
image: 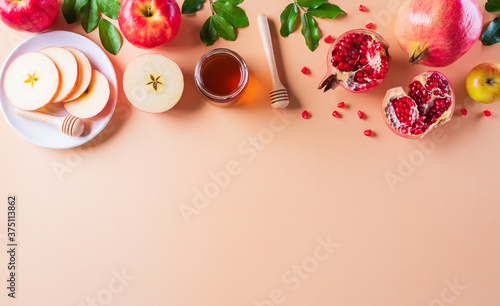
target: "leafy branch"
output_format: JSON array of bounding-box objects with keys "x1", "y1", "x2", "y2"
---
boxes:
[
  {"x1": 482, "y1": 0, "x2": 500, "y2": 46},
  {"x1": 62, "y1": 0, "x2": 122, "y2": 55},
  {"x1": 280, "y1": 0, "x2": 345, "y2": 51},
  {"x1": 182, "y1": 0, "x2": 249, "y2": 46}
]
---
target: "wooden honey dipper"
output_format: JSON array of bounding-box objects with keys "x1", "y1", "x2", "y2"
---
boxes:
[
  {"x1": 15, "y1": 108, "x2": 85, "y2": 137},
  {"x1": 257, "y1": 13, "x2": 289, "y2": 109}
]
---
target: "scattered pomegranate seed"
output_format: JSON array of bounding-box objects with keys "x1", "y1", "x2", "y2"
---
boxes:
[
  {"x1": 337, "y1": 102, "x2": 345, "y2": 108},
  {"x1": 302, "y1": 110, "x2": 310, "y2": 119},
  {"x1": 324, "y1": 35, "x2": 333, "y2": 43},
  {"x1": 359, "y1": 5, "x2": 367, "y2": 12},
  {"x1": 484, "y1": 110, "x2": 492, "y2": 117},
  {"x1": 365, "y1": 22, "x2": 374, "y2": 29},
  {"x1": 332, "y1": 110, "x2": 340, "y2": 118},
  {"x1": 364, "y1": 129, "x2": 372, "y2": 136},
  {"x1": 357, "y1": 110, "x2": 365, "y2": 119},
  {"x1": 301, "y1": 67, "x2": 308, "y2": 75},
  {"x1": 460, "y1": 108, "x2": 467, "y2": 116}
]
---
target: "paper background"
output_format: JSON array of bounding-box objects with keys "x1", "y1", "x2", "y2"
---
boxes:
[{"x1": 1, "y1": 0, "x2": 499, "y2": 305}]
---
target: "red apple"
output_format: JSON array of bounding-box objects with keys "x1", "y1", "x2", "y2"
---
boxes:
[
  {"x1": 118, "y1": 0, "x2": 181, "y2": 49},
  {"x1": 0, "y1": 0, "x2": 58, "y2": 33}
]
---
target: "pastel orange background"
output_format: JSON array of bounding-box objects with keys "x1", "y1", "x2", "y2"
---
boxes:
[{"x1": 1, "y1": 0, "x2": 500, "y2": 305}]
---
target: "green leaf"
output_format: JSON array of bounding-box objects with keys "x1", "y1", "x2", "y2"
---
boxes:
[
  {"x1": 96, "y1": 0, "x2": 120, "y2": 19},
  {"x1": 200, "y1": 16, "x2": 218, "y2": 46},
  {"x1": 80, "y1": 0, "x2": 99, "y2": 33},
  {"x1": 486, "y1": 0, "x2": 500, "y2": 12},
  {"x1": 212, "y1": 1, "x2": 248, "y2": 28},
  {"x1": 62, "y1": 0, "x2": 77, "y2": 23},
  {"x1": 211, "y1": 15, "x2": 235, "y2": 41},
  {"x1": 482, "y1": 15, "x2": 500, "y2": 46},
  {"x1": 98, "y1": 18, "x2": 121, "y2": 55},
  {"x1": 280, "y1": 3, "x2": 298, "y2": 37},
  {"x1": 182, "y1": 0, "x2": 204, "y2": 14},
  {"x1": 218, "y1": 0, "x2": 243, "y2": 4},
  {"x1": 62, "y1": 0, "x2": 92, "y2": 24},
  {"x1": 307, "y1": 3, "x2": 345, "y2": 19},
  {"x1": 301, "y1": 13, "x2": 319, "y2": 51},
  {"x1": 75, "y1": 0, "x2": 90, "y2": 17},
  {"x1": 296, "y1": 0, "x2": 326, "y2": 9}
]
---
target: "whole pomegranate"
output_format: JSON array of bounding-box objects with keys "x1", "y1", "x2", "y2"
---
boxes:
[
  {"x1": 382, "y1": 71, "x2": 455, "y2": 139},
  {"x1": 319, "y1": 29, "x2": 390, "y2": 93},
  {"x1": 395, "y1": 0, "x2": 482, "y2": 67}
]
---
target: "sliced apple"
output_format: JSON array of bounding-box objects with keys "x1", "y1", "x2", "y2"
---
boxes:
[
  {"x1": 3, "y1": 51, "x2": 60, "y2": 110},
  {"x1": 123, "y1": 54, "x2": 184, "y2": 113},
  {"x1": 63, "y1": 69, "x2": 110, "y2": 118},
  {"x1": 40, "y1": 46, "x2": 79, "y2": 103},
  {"x1": 63, "y1": 47, "x2": 92, "y2": 102}
]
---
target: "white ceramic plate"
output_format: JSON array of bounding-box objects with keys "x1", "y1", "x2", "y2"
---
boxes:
[{"x1": 0, "y1": 31, "x2": 118, "y2": 149}]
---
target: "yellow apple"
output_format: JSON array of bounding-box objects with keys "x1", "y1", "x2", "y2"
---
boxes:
[{"x1": 466, "y1": 62, "x2": 500, "y2": 104}]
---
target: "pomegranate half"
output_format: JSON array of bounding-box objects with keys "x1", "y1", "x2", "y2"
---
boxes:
[
  {"x1": 395, "y1": 0, "x2": 482, "y2": 67},
  {"x1": 319, "y1": 29, "x2": 390, "y2": 93},
  {"x1": 382, "y1": 71, "x2": 455, "y2": 139}
]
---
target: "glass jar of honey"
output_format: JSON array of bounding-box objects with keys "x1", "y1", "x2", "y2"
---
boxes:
[{"x1": 194, "y1": 48, "x2": 248, "y2": 106}]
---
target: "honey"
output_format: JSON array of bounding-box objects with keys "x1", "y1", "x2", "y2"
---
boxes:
[
  {"x1": 201, "y1": 54, "x2": 242, "y2": 96},
  {"x1": 195, "y1": 48, "x2": 248, "y2": 106}
]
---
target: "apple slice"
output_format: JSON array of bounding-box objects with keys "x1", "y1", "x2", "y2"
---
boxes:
[
  {"x1": 63, "y1": 69, "x2": 110, "y2": 118},
  {"x1": 3, "y1": 52, "x2": 60, "y2": 110},
  {"x1": 63, "y1": 47, "x2": 92, "y2": 102},
  {"x1": 123, "y1": 54, "x2": 184, "y2": 113},
  {"x1": 40, "y1": 46, "x2": 79, "y2": 103}
]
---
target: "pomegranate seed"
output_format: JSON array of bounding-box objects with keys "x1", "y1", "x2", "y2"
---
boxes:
[
  {"x1": 364, "y1": 129, "x2": 372, "y2": 136},
  {"x1": 365, "y1": 22, "x2": 374, "y2": 29},
  {"x1": 332, "y1": 110, "x2": 340, "y2": 118},
  {"x1": 359, "y1": 5, "x2": 367, "y2": 12},
  {"x1": 484, "y1": 110, "x2": 492, "y2": 117},
  {"x1": 337, "y1": 101, "x2": 345, "y2": 108},
  {"x1": 460, "y1": 108, "x2": 467, "y2": 116},
  {"x1": 357, "y1": 110, "x2": 365, "y2": 119},
  {"x1": 324, "y1": 35, "x2": 333, "y2": 43},
  {"x1": 301, "y1": 67, "x2": 308, "y2": 75},
  {"x1": 302, "y1": 110, "x2": 310, "y2": 119}
]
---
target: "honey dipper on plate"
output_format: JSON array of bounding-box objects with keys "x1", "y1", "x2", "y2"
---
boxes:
[{"x1": 15, "y1": 108, "x2": 85, "y2": 137}]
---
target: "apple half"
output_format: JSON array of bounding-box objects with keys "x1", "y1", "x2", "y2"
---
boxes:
[
  {"x1": 63, "y1": 47, "x2": 92, "y2": 102},
  {"x1": 123, "y1": 54, "x2": 184, "y2": 113},
  {"x1": 3, "y1": 52, "x2": 60, "y2": 110},
  {"x1": 63, "y1": 69, "x2": 110, "y2": 118},
  {"x1": 40, "y1": 46, "x2": 79, "y2": 103}
]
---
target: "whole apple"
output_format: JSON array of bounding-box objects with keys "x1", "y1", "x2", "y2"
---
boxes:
[
  {"x1": 466, "y1": 63, "x2": 500, "y2": 104},
  {"x1": 118, "y1": 0, "x2": 181, "y2": 49},
  {"x1": 0, "y1": 0, "x2": 58, "y2": 33}
]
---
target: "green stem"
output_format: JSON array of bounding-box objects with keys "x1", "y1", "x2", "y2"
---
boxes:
[
  {"x1": 292, "y1": 0, "x2": 307, "y2": 13},
  {"x1": 208, "y1": 0, "x2": 215, "y2": 15}
]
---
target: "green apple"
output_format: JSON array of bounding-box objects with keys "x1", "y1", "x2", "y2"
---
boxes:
[{"x1": 466, "y1": 62, "x2": 500, "y2": 104}]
